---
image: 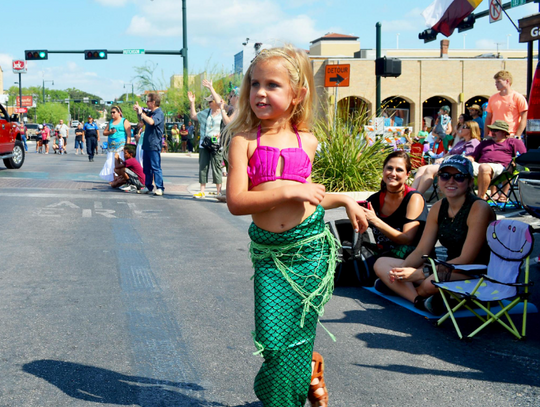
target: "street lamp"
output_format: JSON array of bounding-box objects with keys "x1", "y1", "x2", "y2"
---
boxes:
[
  {"x1": 42, "y1": 79, "x2": 54, "y2": 103},
  {"x1": 124, "y1": 83, "x2": 134, "y2": 102}
]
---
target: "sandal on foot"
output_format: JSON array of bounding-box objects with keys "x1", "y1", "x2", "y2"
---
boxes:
[{"x1": 308, "y1": 352, "x2": 328, "y2": 407}]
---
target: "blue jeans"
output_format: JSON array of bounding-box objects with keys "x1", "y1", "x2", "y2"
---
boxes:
[
  {"x1": 21, "y1": 135, "x2": 28, "y2": 151},
  {"x1": 142, "y1": 149, "x2": 164, "y2": 191}
]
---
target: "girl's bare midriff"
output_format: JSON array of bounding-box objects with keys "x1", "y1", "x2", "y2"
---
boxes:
[{"x1": 251, "y1": 179, "x2": 317, "y2": 233}]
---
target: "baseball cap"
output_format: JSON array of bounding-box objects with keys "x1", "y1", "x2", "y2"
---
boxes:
[
  {"x1": 439, "y1": 155, "x2": 474, "y2": 177},
  {"x1": 487, "y1": 120, "x2": 510, "y2": 134},
  {"x1": 88, "y1": 115, "x2": 93, "y2": 118},
  {"x1": 468, "y1": 104, "x2": 481, "y2": 111},
  {"x1": 204, "y1": 95, "x2": 214, "y2": 102}
]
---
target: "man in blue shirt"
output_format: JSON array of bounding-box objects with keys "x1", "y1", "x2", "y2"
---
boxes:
[
  {"x1": 468, "y1": 104, "x2": 485, "y2": 139},
  {"x1": 83, "y1": 116, "x2": 100, "y2": 162},
  {"x1": 134, "y1": 92, "x2": 165, "y2": 196}
]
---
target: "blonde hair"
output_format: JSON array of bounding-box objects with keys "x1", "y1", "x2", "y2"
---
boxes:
[
  {"x1": 494, "y1": 70, "x2": 513, "y2": 85},
  {"x1": 225, "y1": 45, "x2": 316, "y2": 143},
  {"x1": 464, "y1": 120, "x2": 481, "y2": 141}
]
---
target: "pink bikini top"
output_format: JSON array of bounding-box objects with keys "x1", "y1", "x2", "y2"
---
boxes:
[{"x1": 247, "y1": 126, "x2": 312, "y2": 189}]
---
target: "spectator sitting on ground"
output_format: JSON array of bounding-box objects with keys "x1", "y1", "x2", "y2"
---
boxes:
[
  {"x1": 360, "y1": 152, "x2": 428, "y2": 271},
  {"x1": 466, "y1": 120, "x2": 526, "y2": 202},
  {"x1": 374, "y1": 155, "x2": 496, "y2": 315},
  {"x1": 110, "y1": 144, "x2": 146, "y2": 192},
  {"x1": 412, "y1": 120, "x2": 482, "y2": 195}
]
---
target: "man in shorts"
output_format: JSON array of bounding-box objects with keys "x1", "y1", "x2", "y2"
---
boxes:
[{"x1": 467, "y1": 120, "x2": 526, "y2": 201}]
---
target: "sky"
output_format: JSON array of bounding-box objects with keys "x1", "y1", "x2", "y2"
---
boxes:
[{"x1": 1, "y1": 0, "x2": 539, "y2": 101}]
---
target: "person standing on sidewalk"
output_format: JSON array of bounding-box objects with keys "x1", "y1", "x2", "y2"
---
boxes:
[
  {"x1": 83, "y1": 116, "x2": 100, "y2": 162},
  {"x1": 134, "y1": 92, "x2": 165, "y2": 196},
  {"x1": 188, "y1": 79, "x2": 232, "y2": 198},
  {"x1": 55, "y1": 119, "x2": 70, "y2": 154}
]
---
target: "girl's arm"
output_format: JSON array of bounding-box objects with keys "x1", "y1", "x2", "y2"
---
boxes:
[
  {"x1": 226, "y1": 135, "x2": 325, "y2": 215},
  {"x1": 445, "y1": 200, "x2": 495, "y2": 265},
  {"x1": 362, "y1": 193, "x2": 425, "y2": 245},
  {"x1": 321, "y1": 194, "x2": 368, "y2": 234}
]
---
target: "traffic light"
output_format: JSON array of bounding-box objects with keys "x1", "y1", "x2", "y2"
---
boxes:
[
  {"x1": 84, "y1": 50, "x2": 107, "y2": 60},
  {"x1": 25, "y1": 50, "x2": 48, "y2": 60},
  {"x1": 457, "y1": 14, "x2": 476, "y2": 33},
  {"x1": 418, "y1": 29, "x2": 438, "y2": 43}
]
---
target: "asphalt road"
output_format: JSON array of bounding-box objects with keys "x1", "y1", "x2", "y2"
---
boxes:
[{"x1": 0, "y1": 147, "x2": 539, "y2": 407}]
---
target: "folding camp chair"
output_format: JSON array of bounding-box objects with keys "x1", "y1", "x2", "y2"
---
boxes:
[
  {"x1": 100, "y1": 141, "x2": 108, "y2": 154},
  {"x1": 485, "y1": 159, "x2": 524, "y2": 211},
  {"x1": 424, "y1": 219, "x2": 534, "y2": 340},
  {"x1": 410, "y1": 142, "x2": 426, "y2": 169}
]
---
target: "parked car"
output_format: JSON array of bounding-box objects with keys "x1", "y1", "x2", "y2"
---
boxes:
[
  {"x1": 25, "y1": 123, "x2": 40, "y2": 140},
  {"x1": 71, "y1": 120, "x2": 80, "y2": 128},
  {"x1": 0, "y1": 102, "x2": 25, "y2": 169},
  {"x1": 165, "y1": 122, "x2": 183, "y2": 137}
]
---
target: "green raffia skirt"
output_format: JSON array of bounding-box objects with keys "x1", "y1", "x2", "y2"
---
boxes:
[{"x1": 248, "y1": 205, "x2": 339, "y2": 407}]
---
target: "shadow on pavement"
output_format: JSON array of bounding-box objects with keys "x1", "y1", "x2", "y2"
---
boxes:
[
  {"x1": 325, "y1": 287, "x2": 540, "y2": 388},
  {"x1": 23, "y1": 360, "x2": 260, "y2": 407}
]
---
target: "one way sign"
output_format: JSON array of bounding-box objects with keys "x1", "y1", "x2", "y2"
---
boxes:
[{"x1": 324, "y1": 64, "x2": 350, "y2": 87}]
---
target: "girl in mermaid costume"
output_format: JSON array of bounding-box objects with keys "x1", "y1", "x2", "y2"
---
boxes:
[{"x1": 225, "y1": 45, "x2": 368, "y2": 407}]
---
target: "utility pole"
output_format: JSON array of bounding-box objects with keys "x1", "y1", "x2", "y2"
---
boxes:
[
  {"x1": 376, "y1": 22, "x2": 382, "y2": 117},
  {"x1": 182, "y1": 0, "x2": 189, "y2": 124},
  {"x1": 42, "y1": 79, "x2": 54, "y2": 103}
]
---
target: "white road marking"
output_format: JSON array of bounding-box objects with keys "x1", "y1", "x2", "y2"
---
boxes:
[
  {"x1": 95, "y1": 209, "x2": 116, "y2": 218},
  {"x1": 82, "y1": 209, "x2": 92, "y2": 218},
  {"x1": 46, "y1": 201, "x2": 80, "y2": 209},
  {"x1": 94, "y1": 201, "x2": 103, "y2": 209}
]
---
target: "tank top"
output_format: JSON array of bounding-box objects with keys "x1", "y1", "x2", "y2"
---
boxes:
[
  {"x1": 437, "y1": 193, "x2": 491, "y2": 264},
  {"x1": 108, "y1": 118, "x2": 127, "y2": 150},
  {"x1": 247, "y1": 125, "x2": 311, "y2": 189},
  {"x1": 367, "y1": 186, "x2": 428, "y2": 253}
]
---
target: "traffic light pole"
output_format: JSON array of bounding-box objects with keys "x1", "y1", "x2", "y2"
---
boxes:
[{"x1": 376, "y1": 22, "x2": 382, "y2": 117}]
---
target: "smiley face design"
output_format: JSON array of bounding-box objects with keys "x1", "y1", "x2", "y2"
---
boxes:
[{"x1": 487, "y1": 220, "x2": 533, "y2": 261}]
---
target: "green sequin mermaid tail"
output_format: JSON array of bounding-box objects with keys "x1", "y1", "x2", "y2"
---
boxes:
[{"x1": 248, "y1": 206, "x2": 339, "y2": 407}]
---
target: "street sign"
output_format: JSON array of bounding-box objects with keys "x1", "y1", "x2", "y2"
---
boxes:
[
  {"x1": 489, "y1": 0, "x2": 503, "y2": 23},
  {"x1": 14, "y1": 107, "x2": 27, "y2": 114},
  {"x1": 519, "y1": 13, "x2": 540, "y2": 42},
  {"x1": 16, "y1": 96, "x2": 33, "y2": 107},
  {"x1": 512, "y1": 0, "x2": 526, "y2": 6},
  {"x1": 123, "y1": 49, "x2": 145, "y2": 55},
  {"x1": 12, "y1": 60, "x2": 27, "y2": 74},
  {"x1": 324, "y1": 64, "x2": 350, "y2": 87},
  {"x1": 83, "y1": 97, "x2": 89, "y2": 103}
]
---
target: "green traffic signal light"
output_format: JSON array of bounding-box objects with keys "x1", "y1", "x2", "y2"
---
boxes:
[
  {"x1": 25, "y1": 50, "x2": 48, "y2": 60},
  {"x1": 84, "y1": 50, "x2": 107, "y2": 60}
]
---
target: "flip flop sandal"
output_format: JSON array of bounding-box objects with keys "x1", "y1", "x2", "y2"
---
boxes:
[{"x1": 308, "y1": 352, "x2": 328, "y2": 407}]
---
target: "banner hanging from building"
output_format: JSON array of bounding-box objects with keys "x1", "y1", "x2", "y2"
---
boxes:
[{"x1": 422, "y1": 0, "x2": 483, "y2": 37}]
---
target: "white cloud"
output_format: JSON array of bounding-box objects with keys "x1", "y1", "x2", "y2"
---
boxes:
[
  {"x1": 476, "y1": 39, "x2": 497, "y2": 49},
  {"x1": 381, "y1": 7, "x2": 425, "y2": 32}
]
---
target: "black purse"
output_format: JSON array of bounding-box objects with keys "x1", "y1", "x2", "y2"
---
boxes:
[{"x1": 202, "y1": 136, "x2": 221, "y2": 154}]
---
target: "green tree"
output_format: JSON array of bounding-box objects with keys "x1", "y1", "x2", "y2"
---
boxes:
[{"x1": 36, "y1": 103, "x2": 69, "y2": 125}]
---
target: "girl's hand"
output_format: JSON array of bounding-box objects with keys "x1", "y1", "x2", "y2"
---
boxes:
[
  {"x1": 389, "y1": 267, "x2": 422, "y2": 283},
  {"x1": 202, "y1": 79, "x2": 213, "y2": 90},
  {"x1": 345, "y1": 202, "x2": 369, "y2": 234},
  {"x1": 289, "y1": 183, "x2": 326, "y2": 206},
  {"x1": 187, "y1": 91, "x2": 196, "y2": 103},
  {"x1": 360, "y1": 202, "x2": 378, "y2": 225}
]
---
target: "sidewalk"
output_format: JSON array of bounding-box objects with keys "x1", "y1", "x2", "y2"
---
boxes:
[{"x1": 187, "y1": 177, "x2": 227, "y2": 202}]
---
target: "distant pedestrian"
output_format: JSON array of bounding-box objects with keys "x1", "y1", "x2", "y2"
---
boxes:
[
  {"x1": 55, "y1": 119, "x2": 69, "y2": 154},
  {"x1": 179, "y1": 124, "x2": 188, "y2": 152},
  {"x1": 186, "y1": 121, "x2": 195, "y2": 153},
  {"x1": 188, "y1": 79, "x2": 232, "y2": 198},
  {"x1": 484, "y1": 70, "x2": 528, "y2": 139},
  {"x1": 83, "y1": 116, "x2": 100, "y2": 162},
  {"x1": 40, "y1": 123, "x2": 51, "y2": 154},
  {"x1": 74, "y1": 123, "x2": 85, "y2": 154},
  {"x1": 20, "y1": 123, "x2": 28, "y2": 151},
  {"x1": 36, "y1": 124, "x2": 43, "y2": 153},
  {"x1": 171, "y1": 123, "x2": 180, "y2": 145},
  {"x1": 134, "y1": 92, "x2": 165, "y2": 196}
]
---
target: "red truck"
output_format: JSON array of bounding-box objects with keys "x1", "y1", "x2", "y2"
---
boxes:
[{"x1": 0, "y1": 102, "x2": 25, "y2": 169}]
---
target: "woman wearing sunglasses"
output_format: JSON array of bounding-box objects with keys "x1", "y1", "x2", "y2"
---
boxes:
[
  {"x1": 412, "y1": 120, "x2": 481, "y2": 195},
  {"x1": 373, "y1": 155, "x2": 495, "y2": 314}
]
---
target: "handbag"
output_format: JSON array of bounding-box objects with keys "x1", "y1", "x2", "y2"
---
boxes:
[{"x1": 202, "y1": 136, "x2": 221, "y2": 154}]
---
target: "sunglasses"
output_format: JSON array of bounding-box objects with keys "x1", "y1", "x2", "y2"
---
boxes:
[
  {"x1": 462, "y1": 125, "x2": 469, "y2": 129},
  {"x1": 438, "y1": 172, "x2": 469, "y2": 183}
]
